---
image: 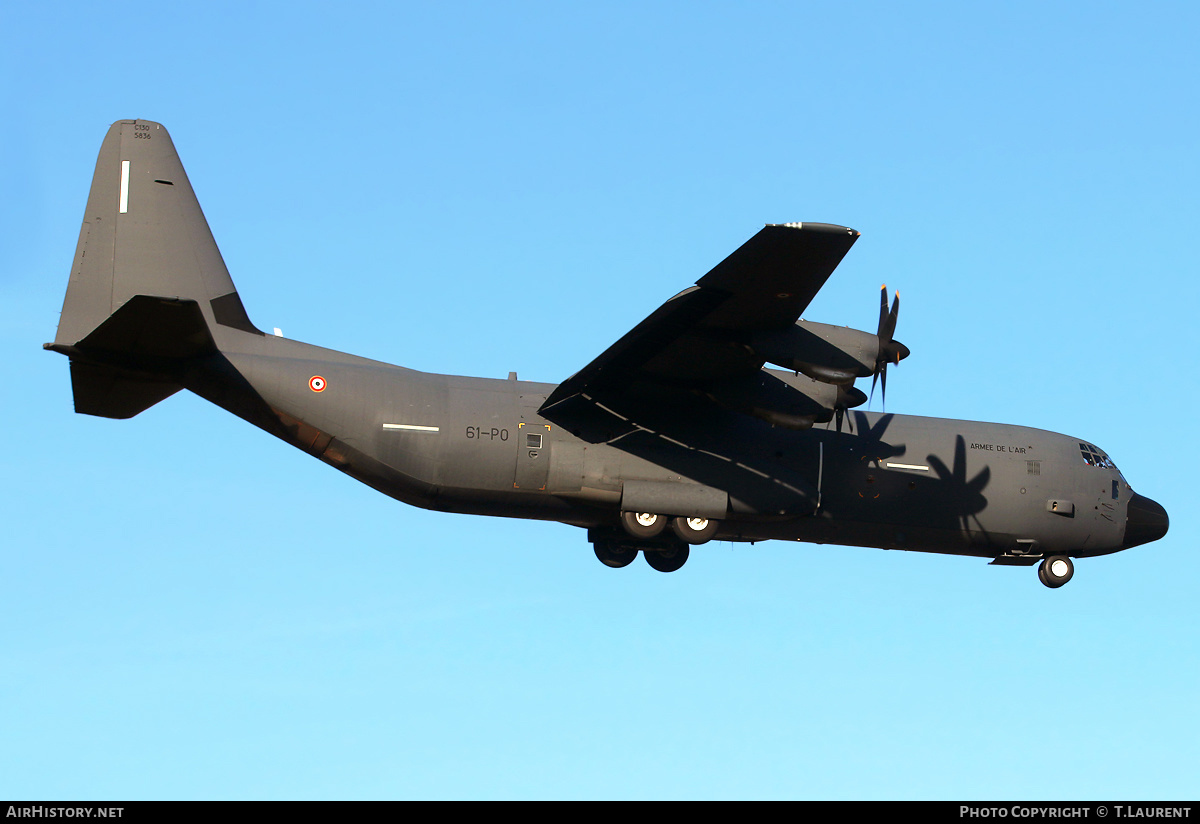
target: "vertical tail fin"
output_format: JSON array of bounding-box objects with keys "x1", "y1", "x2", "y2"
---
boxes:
[
  {"x1": 56, "y1": 119, "x2": 261, "y2": 345},
  {"x1": 50, "y1": 120, "x2": 261, "y2": 418}
]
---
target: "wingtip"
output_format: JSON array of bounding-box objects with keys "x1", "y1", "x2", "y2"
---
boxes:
[{"x1": 770, "y1": 222, "x2": 859, "y2": 237}]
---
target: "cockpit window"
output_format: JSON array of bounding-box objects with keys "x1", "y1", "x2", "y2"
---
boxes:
[{"x1": 1079, "y1": 442, "x2": 1116, "y2": 470}]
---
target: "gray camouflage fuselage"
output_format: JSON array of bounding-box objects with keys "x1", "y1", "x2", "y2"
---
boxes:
[
  {"x1": 188, "y1": 327, "x2": 1132, "y2": 560},
  {"x1": 48, "y1": 120, "x2": 1168, "y2": 585}
]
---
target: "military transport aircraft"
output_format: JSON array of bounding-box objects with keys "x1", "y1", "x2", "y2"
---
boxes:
[{"x1": 47, "y1": 120, "x2": 1169, "y2": 587}]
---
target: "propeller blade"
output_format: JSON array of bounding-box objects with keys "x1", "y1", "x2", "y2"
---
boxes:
[
  {"x1": 869, "y1": 285, "x2": 907, "y2": 409},
  {"x1": 878, "y1": 285, "x2": 889, "y2": 336},
  {"x1": 834, "y1": 383, "x2": 864, "y2": 433}
]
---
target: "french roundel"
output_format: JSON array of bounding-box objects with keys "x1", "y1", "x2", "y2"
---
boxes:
[{"x1": 309, "y1": 375, "x2": 327, "y2": 392}]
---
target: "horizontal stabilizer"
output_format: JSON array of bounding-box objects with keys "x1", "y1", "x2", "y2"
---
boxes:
[
  {"x1": 76, "y1": 295, "x2": 217, "y2": 359},
  {"x1": 69, "y1": 361, "x2": 181, "y2": 419},
  {"x1": 47, "y1": 296, "x2": 217, "y2": 419}
]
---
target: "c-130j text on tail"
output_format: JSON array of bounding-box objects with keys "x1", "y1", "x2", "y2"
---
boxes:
[{"x1": 47, "y1": 120, "x2": 1168, "y2": 586}]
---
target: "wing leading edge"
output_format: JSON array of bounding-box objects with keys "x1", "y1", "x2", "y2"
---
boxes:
[{"x1": 540, "y1": 223, "x2": 860, "y2": 432}]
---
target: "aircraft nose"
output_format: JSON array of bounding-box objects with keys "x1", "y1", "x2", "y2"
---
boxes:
[{"x1": 1123, "y1": 493, "x2": 1169, "y2": 549}]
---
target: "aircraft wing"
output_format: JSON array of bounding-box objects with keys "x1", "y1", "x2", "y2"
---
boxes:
[{"x1": 540, "y1": 222, "x2": 860, "y2": 433}]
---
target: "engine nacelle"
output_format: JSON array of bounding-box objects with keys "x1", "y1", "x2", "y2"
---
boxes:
[
  {"x1": 752, "y1": 321, "x2": 885, "y2": 385},
  {"x1": 704, "y1": 369, "x2": 867, "y2": 430}
]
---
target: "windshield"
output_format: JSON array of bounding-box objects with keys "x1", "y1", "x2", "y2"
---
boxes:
[{"x1": 1079, "y1": 442, "x2": 1117, "y2": 470}]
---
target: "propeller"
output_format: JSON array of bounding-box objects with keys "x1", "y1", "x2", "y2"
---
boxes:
[
  {"x1": 834, "y1": 383, "x2": 867, "y2": 434},
  {"x1": 869, "y1": 285, "x2": 910, "y2": 407}
]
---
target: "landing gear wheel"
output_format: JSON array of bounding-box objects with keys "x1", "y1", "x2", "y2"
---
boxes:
[
  {"x1": 671, "y1": 516, "x2": 718, "y2": 545},
  {"x1": 621, "y1": 510, "x2": 666, "y2": 540},
  {"x1": 1039, "y1": 555, "x2": 1074, "y2": 588},
  {"x1": 644, "y1": 543, "x2": 690, "y2": 573},
  {"x1": 594, "y1": 541, "x2": 638, "y2": 569}
]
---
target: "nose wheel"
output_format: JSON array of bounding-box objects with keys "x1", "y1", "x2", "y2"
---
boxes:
[{"x1": 1038, "y1": 555, "x2": 1074, "y2": 588}]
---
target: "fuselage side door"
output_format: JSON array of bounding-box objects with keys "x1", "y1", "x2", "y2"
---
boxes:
[{"x1": 515, "y1": 391, "x2": 552, "y2": 491}]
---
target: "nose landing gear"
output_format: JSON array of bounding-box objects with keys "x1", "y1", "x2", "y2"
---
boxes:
[{"x1": 1038, "y1": 555, "x2": 1075, "y2": 588}]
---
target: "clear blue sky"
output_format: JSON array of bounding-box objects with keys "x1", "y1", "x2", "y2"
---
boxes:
[{"x1": 3, "y1": 1, "x2": 1198, "y2": 800}]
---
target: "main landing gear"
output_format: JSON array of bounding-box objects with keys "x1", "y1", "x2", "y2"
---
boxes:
[
  {"x1": 622, "y1": 511, "x2": 718, "y2": 546},
  {"x1": 592, "y1": 532, "x2": 692, "y2": 573},
  {"x1": 643, "y1": 543, "x2": 690, "y2": 573},
  {"x1": 669, "y1": 516, "x2": 718, "y2": 544},
  {"x1": 593, "y1": 540, "x2": 639, "y2": 569},
  {"x1": 591, "y1": 511, "x2": 721, "y2": 573},
  {"x1": 1038, "y1": 555, "x2": 1075, "y2": 589}
]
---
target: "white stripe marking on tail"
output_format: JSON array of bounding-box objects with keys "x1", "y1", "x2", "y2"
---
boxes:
[{"x1": 119, "y1": 160, "x2": 130, "y2": 214}]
